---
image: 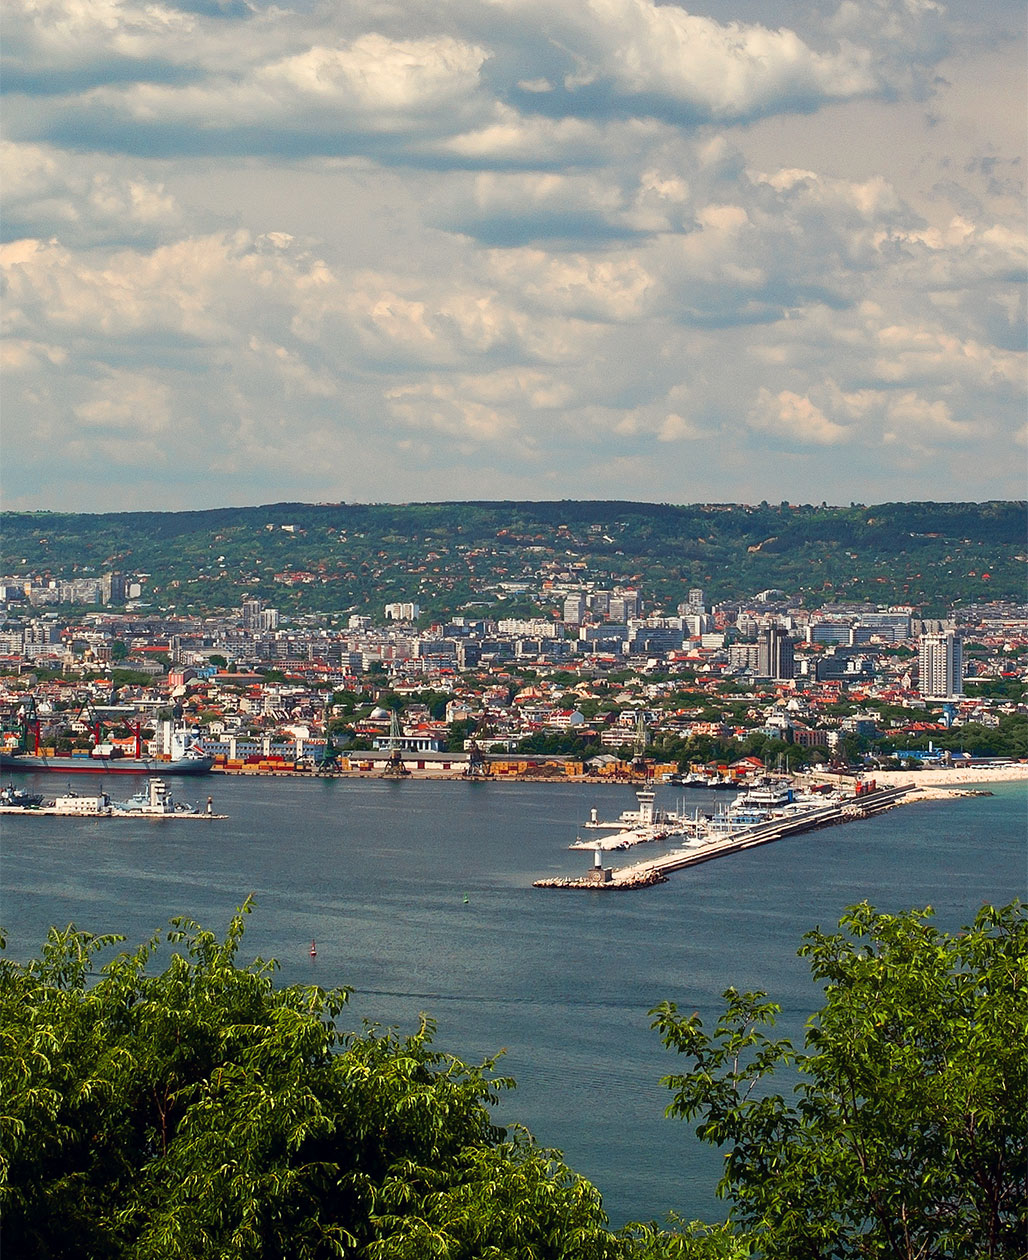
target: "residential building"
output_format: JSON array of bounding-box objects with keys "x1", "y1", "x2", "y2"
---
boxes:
[
  {"x1": 757, "y1": 626, "x2": 795, "y2": 679},
  {"x1": 918, "y1": 632, "x2": 963, "y2": 699}
]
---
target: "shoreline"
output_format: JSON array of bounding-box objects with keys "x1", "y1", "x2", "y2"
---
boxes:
[{"x1": 853, "y1": 765, "x2": 1028, "y2": 789}]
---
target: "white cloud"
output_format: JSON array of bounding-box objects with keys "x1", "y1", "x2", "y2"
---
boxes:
[
  {"x1": 0, "y1": 0, "x2": 1023, "y2": 509},
  {"x1": 748, "y1": 389, "x2": 853, "y2": 446},
  {"x1": 561, "y1": 0, "x2": 877, "y2": 115},
  {"x1": 485, "y1": 247, "x2": 656, "y2": 321},
  {"x1": 1, "y1": 141, "x2": 183, "y2": 245}
]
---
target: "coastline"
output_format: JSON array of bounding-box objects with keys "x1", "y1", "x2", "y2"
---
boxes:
[
  {"x1": 863, "y1": 765, "x2": 1028, "y2": 789},
  {"x1": 861, "y1": 764, "x2": 1027, "y2": 807},
  {"x1": 203, "y1": 763, "x2": 1028, "y2": 786}
]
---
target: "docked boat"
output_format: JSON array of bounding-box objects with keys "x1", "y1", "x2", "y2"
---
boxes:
[
  {"x1": 52, "y1": 789, "x2": 113, "y2": 816},
  {"x1": 1, "y1": 729, "x2": 213, "y2": 776},
  {"x1": 112, "y1": 778, "x2": 201, "y2": 816},
  {"x1": 0, "y1": 784, "x2": 45, "y2": 809},
  {"x1": 732, "y1": 778, "x2": 794, "y2": 811},
  {"x1": 704, "y1": 803, "x2": 777, "y2": 836}
]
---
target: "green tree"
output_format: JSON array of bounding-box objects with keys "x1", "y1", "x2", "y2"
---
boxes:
[
  {"x1": 651, "y1": 901, "x2": 1027, "y2": 1259},
  {"x1": 446, "y1": 718, "x2": 477, "y2": 752},
  {"x1": 0, "y1": 903, "x2": 634, "y2": 1260}
]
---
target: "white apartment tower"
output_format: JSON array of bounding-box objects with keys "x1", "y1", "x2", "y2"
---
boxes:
[
  {"x1": 563, "y1": 594, "x2": 586, "y2": 624},
  {"x1": 918, "y1": 632, "x2": 963, "y2": 699}
]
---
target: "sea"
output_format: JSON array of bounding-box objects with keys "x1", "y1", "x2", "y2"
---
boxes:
[{"x1": 1, "y1": 774, "x2": 1025, "y2": 1229}]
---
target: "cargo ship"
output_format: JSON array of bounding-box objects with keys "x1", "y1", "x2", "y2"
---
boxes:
[
  {"x1": 0, "y1": 747, "x2": 214, "y2": 775},
  {"x1": 1, "y1": 725, "x2": 214, "y2": 776}
]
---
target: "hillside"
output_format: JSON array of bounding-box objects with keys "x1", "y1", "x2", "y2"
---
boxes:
[{"x1": 2, "y1": 500, "x2": 1024, "y2": 617}]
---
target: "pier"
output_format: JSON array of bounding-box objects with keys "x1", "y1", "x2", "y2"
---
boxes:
[
  {"x1": 533, "y1": 784, "x2": 917, "y2": 890},
  {"x1": 0, "y1": 806, "x2": 225, "y2": 819}
]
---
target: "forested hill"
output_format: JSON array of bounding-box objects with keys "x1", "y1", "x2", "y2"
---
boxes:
[{"x1": 2, "y1": 500, "x2": 1024, "y2": 617}]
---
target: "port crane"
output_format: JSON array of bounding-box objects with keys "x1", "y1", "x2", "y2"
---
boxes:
[
  {"x1": 2, "y1": 697, "x2": 41, "y2": 754},
  {"x1": 313, "y1": 698, "x2": 341, "y2": 774},
  {"x1": 463, "y1": 738, "x2": 489, "y2": 777},
  {"x1": 629, "y1": 710, "x2": 654, "y2": 781},
  {"x1": 381, "y1": 709, "x2": 410, "y2": 777},
  {"x1": 71, "y1": 698, "x2": 146, "y2": 758}
]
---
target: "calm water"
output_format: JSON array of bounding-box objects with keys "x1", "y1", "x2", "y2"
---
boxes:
[{"x1": 1, "y1": 774, "x2": 1025, "y2": 1227}]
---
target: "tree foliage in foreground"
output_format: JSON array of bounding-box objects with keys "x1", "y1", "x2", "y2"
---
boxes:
[
  {"x1": 651, "y1": 901, "x2": 1028, "y2": 1259},
  {"x1": 1, "y1": 901, "x2": 1025, "y2": 1259},
  {"x1": 0, "y1": 902, "x2": 642, "y2": 1260}
]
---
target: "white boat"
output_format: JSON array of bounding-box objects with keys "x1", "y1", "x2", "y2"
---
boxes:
[{"x1": 731, "y1": 778, "x2": 794, "y2": 810}]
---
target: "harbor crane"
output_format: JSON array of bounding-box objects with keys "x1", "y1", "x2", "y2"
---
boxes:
[
  {"x1": 313, "y1": 698, "x2": 341, "y2": 774},
  {"x1": 381, "y1": 709, "x2": 410, "y2": 778}
]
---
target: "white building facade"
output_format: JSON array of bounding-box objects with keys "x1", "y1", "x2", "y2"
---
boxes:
[{"x1": 918, "y1": 632, "x2": 963, "y2": 699}]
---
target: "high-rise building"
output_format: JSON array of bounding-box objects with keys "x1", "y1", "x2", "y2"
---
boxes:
[
  {"x1": 918, "y1": 632, "x2": 962, "y2": 698},
  {"x1": 384, "y1": 602, "x2": 420, "y2": 622},
  {"x1": 242, "y1": 598, "x2": 264, "y2": 631},
  {"x1": 563, "y1": 594, "x2": 586, "y2": 624},
  {"x1": 608, "y1": 591, "x2": 640, "y2": 622},
  {"x1": 101, "y1": 572, "x2": 126, "y2": 605},
  {"x1": 757, "y1": 626, "x2": 795, "y2": 679},
  {"x1": 587, "y1": 591, "x2": 610, "y2": 617}
]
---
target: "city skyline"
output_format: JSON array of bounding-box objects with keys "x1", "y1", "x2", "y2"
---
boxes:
[{"x1": 2, "y1": 0, "x2": 1025, "y2": 512}]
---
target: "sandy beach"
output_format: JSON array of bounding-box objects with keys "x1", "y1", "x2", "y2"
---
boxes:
[{"x1": 864, "y1": 764, "x2": 1028, "y2": 789}]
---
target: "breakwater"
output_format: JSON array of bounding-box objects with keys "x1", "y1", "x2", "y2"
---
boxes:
[
  {"x1": 0, "y1": 806, "x2": 225, "y2": 819},
  {"x1": 533, "y1": 869, "x2": 668, "y2": 890},
  {"x1": 534, "y1": 784, "x2": 917, "y2": 890}
]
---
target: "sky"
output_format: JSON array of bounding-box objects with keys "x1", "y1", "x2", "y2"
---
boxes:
[{"x1": 2, "y1": 0, "x2": 1025, "y2": 511}]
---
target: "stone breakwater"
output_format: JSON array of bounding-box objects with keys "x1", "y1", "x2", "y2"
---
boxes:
[{"x1": 533, "y1": 870, "x2": 668, "y2": 890}]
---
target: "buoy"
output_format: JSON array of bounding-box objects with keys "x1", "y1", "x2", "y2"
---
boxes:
[
  {"x1": 309, "y1": 939, "x2": 317, "y2": 958},
  {"x1": 463, "y1": 893, "x2": 469, "y2": 905}
]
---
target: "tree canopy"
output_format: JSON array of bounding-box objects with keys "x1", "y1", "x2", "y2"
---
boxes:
[
  {"x1": 0, "y1": 902, "x2": 638, "y2": 1260},
  {"x1": 1, "y1": 899, "x2": 1024, "y2": 1258},
  {"x1": 3, "y1": 499, "x2": 1024, "y2": 614},
  {"x1": 651, "y1": 900, "x2": 1027, "y2": 1259}
]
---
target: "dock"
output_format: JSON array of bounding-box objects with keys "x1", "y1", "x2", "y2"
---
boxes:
[
  {"x1": 0, "y1": 806, "x2": 225, "y2": 819},
  {"x1": 533, "y1": 784, "x2": 917, "y2": 890}
]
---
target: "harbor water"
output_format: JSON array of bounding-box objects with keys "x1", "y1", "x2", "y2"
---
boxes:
[{"x1": 1, "y1": 775, "x2": 1025, "y2": 1228}]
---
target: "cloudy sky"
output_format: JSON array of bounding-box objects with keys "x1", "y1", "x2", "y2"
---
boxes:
[{"x1": 2, "y1": 0, "x2": 1024, "y2": 511}]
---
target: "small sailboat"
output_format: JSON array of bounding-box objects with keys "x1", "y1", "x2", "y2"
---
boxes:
[
  {"x1": 309, "y1": 939, "x2": 317, "y2": 958},
  {"x1": 463, "y1": 893, "x2": 469, "y2": 905}
]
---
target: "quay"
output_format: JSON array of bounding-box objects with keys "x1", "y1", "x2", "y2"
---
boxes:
[
  {"x1": 0, "y1": 806, "x2": 225, "y2": 819},
  {"x1": 533, "y1": 784, "x2": 917, "y2": 890}
]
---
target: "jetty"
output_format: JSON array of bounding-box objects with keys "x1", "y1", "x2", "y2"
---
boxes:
[
  {"x1": 534, "y1": 783, "x2": 916, "y2": 890},
  {"x1": 0, "y1": 805, "x2": 225, "y2": 819}
]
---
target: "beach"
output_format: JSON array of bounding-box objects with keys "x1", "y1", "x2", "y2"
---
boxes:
[{"x1": 867, "y1": 764, "x2": 1028, "y2": 789}]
